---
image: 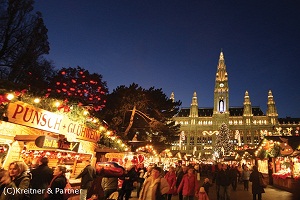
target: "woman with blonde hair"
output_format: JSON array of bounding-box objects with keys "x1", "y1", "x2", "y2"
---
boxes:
[
  {"x1": 0, "y1": 161, "x2": 31, "y2": 200},
  {"x1": 138, "y1": 166, "x2": 170, "y2": 200}
]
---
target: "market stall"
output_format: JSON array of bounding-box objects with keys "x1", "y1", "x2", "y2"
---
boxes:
[
  {"x1": 255, "y1": 136, "x2": 300, "y2": 191},
  {"x1": 0, "y1": 101, "x2": 101, "y2": 185}
]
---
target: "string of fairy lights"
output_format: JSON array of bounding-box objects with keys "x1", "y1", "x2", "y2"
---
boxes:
[{"x1": 0, "y1": 90, "x2": 129, "y2": 152}]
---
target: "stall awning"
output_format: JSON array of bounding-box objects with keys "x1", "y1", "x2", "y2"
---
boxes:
[
  {"x1": 95, "y1": 146, "x2": 119, "y2": 153},
  {"x1": 264, "y1": 136, "x2": 300, "y2": 150}
]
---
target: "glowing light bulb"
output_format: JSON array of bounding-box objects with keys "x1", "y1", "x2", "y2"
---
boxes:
[
  {"x1": 34, "y1": 98, "x2": 40, "y2": 103},
  {"x1": 6, "y1": 93, "x2": 14, "y2": 100}
]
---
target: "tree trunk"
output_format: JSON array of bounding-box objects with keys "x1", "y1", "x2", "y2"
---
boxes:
[{"x1": 124, "y1": 105, "x2": 136, "y2": 137}]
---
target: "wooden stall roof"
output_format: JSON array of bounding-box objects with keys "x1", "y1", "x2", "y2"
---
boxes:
[
  {"x1": 14, "y1": 135, "x2": 39, "y2": 141},
  {"x1": 95, "y1": 146, "x2": 119, "y2": 153},
  {"x1": 264, "y1": 136, "x2": 300, "y2": 150}
]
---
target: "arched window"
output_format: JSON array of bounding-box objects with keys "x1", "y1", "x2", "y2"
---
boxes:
[{"x1": 219, "y1": 100, "x2": 225, "y2": 112}]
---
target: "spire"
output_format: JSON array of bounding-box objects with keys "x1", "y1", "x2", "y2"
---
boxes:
[
  {"x1": 267, "y1": 90, "x2": 278, "y2": 124},
  {"x1": 244, "y1": 91, "x2": 250, "y2": 104},
  {"x1": 190, "y1": 91, "x2": 198, "y2": 118},
  {"x1": 216, "y1": 50, "x2": 227, "y2": 82},
  {"x1": 267, "y1": 90, "x2": 276, "y2": 106},
  {"x1": 243, "y1": 90, "x2": 252, "y2": 117},
  {"x1": 191, "y1": 91, "x2": 198, "y2": 106},
  {"x1": 214, "y1": 50, "x2": 229, "y2": 114},
  {"x1": 170, "y1": 91, "x2": 175, "y2": 102},
  {"x1": 219, "y1": 51, "x2": 224, "y2": 61}
]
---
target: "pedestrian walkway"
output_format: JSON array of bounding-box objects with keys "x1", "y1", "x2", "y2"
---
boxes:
[{"x1": 129, "y1": 176, "x2": 293, "y2": 200}]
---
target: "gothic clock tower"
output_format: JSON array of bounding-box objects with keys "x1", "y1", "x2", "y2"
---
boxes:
[{"x1": 213, "y1": 51, "x2": 230, "y2": 126}]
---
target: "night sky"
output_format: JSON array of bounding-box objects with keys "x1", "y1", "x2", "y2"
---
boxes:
[{"x1": 34, "y1": 0, "x2": 300, "y2": 118}]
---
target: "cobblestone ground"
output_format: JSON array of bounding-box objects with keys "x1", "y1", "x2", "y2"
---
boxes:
[{"x1": 129, "y1": 177, "x2": 293, "y2": 200}]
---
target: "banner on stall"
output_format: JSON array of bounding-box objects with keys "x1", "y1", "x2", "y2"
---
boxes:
[{"x1": 7, "y1": 101, "x2": 101, "y2": 143}]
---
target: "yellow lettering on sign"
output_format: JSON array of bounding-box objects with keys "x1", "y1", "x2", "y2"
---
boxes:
[{"x1": 43, "y1": 139, "x2": 58, "y2": 148}]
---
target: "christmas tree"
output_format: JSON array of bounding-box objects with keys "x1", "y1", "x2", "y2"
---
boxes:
[{"x1": 214, "y1": 123, "x2": 234, "y2": 158}]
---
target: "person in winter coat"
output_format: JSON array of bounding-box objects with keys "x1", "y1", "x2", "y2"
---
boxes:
[
  {"x1": 198, "y1": 187, "x2": 209, "y2": 200},
  {"x1": 164, "y1": 166, "x2": 177, "y2": 200},
  {"x1": 138, "y1": 166, "x2": 169, "y2": 200},
  {"x1": 137, "y1": 163, "x2": 147, "y2": 198},
  {"x1": 30, "y1": 157, "x2": 54, "y2": 200},
  {"x1": 101, "y1": 177, "x2": 118, "y2": 199},
  {"x1": 216, "y1": 164, "x2": 231, "y2": 200},
  {"x1": 0, "y1": 161, "x2": 31, "y2": 200},
  {"x1": 176, "y1": 165, "x2": 188, "y2": 200},
  {"x1": 76, "y1": 160, "x2": 96, "y2": 200},
  {"x1": 212, "y1": 163, "x2": 222, "y2": 200},
  {"x1": 118, "y1": 166, "x2": 138, "y2": 200},
  {"x1": 241, "y1": 166, "x2": 251, "y2": 191},
  {"x1": 229, "y1": 165, "x2": 238, "y2": 191},
  {"x1": 45, "y1": 166, "x2": 67, "y2": 200},
  {"x1": 249, "y1": 165, "x2": 265, "y2": 200},
  {"x1": 202, "y1": 178, "x2": 212, "y2": 196},
  {"x1": 177, "y1": 168, "x2": 199, "y2": 200}
]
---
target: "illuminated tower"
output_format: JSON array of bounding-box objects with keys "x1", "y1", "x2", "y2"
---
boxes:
[
  {"x1": 190, "y1": 92, "x2": 199, "y2": 118},
  {"x1": 266, "y1": 90, "x2": 278, "y2": 125},
  {"x1": 243, "y1": 91, "x2": 253, "y2": 125},
  {"x1": 213, "y1": 51, "x2": 229, "y2": 126}
]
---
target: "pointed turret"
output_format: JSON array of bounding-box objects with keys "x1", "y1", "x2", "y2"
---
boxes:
[
  {"x1": 243, "y1": 91, "x2": 253, "y2": 124},
  {"x1": 170, "y1": 91, "x2": 175, "y2": 102},
  {"x1": 191, "y1": 91, "x2": 198, "y2": 106},
  {"x1": 190, "y1": 91, "x2": 198, "y2": 117},
  {"x1": 266, "y1": 90, "x2": 278, "y2": 125}
]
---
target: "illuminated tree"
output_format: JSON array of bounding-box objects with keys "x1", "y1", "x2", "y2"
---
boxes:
[
  {"x1": 46, "y1": 66, "x2": 108, "y2": 112},
  {"x1": 214, "y1": 123, "x2": 234, "y2": 157}
]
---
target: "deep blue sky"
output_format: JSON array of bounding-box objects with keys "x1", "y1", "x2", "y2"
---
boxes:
[{"x1": 34, "y1": 0, "x2": 300, "y2": 118}]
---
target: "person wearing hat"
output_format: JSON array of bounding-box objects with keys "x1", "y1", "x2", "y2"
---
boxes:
[{"x1": 198, "y1": 187, "x2": 209, "y2": 200}]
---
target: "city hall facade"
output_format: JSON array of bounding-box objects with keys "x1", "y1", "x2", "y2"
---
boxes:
[{"x1": 171, "y1": 52, "x2": 300, "y2": 159}]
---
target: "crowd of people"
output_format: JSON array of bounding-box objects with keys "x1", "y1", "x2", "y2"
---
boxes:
[
  {"x1": 108, "y1": 162, "x2": 268, "y2": 200},
  {"x1": 0, "y1": 159, "x2": 270, "y2": 200},
  {"x1": 0, "y1": 158, "x2": 96, "y2": 200}
]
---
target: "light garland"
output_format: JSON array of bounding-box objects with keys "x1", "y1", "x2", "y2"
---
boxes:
[{"x1": 0, "y1": 89, "x2": 128, "y2": 151}]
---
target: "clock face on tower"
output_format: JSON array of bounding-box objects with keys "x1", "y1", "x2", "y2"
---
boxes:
[{"x1": 219, "y1": 83, "x2": 224, "y2": 87}]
